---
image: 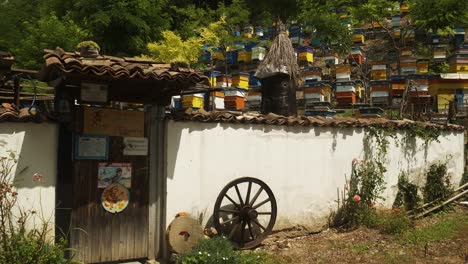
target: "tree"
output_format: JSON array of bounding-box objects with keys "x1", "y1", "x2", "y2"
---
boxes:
[
  {"x1": 408, "y1": 0, "x2": 468, "y2": 34},
  {"x1": 70, "y1": 0, "x2": 170, "y2": 56},
  {"x1": 146, "y1": 31, "x2": 203, "y2": 66},
  {"x1": 298, "y1": 0, "x2": 353, "y2": 55},
  {"x1": 12, "y1": 13, "x2": 89, "y2": 69},
  {"x1": 0, "y1": 0, "x2": 89, "y2": 69}
]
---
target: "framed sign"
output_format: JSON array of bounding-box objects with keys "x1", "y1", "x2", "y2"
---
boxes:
[
  {"x1": 98, "y1": 163, "x2": 132, "y2": 189},
  {"x1": 80, "y1": 82, "x2": 108, "y2": 103},
  {"x1": 123, "y1": 137, "x2": 148, "y2": 156},
  {"x1": 83, "y1": 107, "x2": 145, "y2": 137},
  {"x1": 74, "y1": 135, "x2": 109, "y2": 160}
]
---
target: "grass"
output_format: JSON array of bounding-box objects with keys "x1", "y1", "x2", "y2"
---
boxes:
[
  {"x1": 400, "y1": 212, "x2": 467, "y2": 246},
  {"x1": 266, "y1": 208, "x2": 468, "y2": 264}
]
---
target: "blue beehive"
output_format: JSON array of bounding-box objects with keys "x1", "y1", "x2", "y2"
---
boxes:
[
  {"x1": 226, "y1": 50, "x2": 238, "y2": 64},
  {"x1": 249, "y1": 71, "x2": 261, "y2": 86}
]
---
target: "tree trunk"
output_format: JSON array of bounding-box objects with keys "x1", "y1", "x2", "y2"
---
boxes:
[{"x1": 260, "y1": 74, "x2": 297, "y2": 116}]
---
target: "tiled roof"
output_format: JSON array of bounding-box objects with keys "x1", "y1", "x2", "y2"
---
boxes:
[
  {"x1": 39, "y1": 48, "x2": 210, "y2": 86},
  {"x1": 168, "y1": 109, "x2": 464, "y2": 131},
  {"x1": 0, "y1": 103, "x2": 45, "y2": 122}
]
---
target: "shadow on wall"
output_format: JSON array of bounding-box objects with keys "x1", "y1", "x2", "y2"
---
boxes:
[{"x1": 0, "y1": 124, "x2": 56, "y2": 188}]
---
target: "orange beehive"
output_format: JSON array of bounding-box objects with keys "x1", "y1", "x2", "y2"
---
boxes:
[{"x1": 224, "y1": 96, "x2": 245, "y2": 110}]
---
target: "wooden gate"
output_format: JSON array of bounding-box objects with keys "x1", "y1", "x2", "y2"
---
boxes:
[{"x1": 69, "y1": 109, "x2": 149, "y2": 263}]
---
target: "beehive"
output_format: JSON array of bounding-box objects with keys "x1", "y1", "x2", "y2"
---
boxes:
[{"x1": 231, "y1": 73, "x2": 250, "y2": 89}]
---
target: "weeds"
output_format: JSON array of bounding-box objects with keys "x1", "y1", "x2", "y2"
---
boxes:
[{"x1": 178, "y1": 236, "x2": 278, "y2": 264}]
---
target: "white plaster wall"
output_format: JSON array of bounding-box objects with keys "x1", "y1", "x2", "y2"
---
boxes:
[
  {"x1": 165, "y1": 121, "x2": 464, "y2": 231},
  {"x1": 0, "y1": 123, "x2": 58, "y2": 238}
]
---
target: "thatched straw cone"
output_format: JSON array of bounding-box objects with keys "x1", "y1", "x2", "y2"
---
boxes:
[{"x1": 254, "y1": 23, "x2": 300, "y2": 116}]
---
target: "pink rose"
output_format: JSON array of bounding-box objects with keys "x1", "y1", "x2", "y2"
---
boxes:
[{"x1": 353, "y1": 195, "x2": 361, "y2": 202}]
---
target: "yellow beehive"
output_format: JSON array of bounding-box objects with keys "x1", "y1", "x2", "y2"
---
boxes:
[
  {"x1": 417, "y1": 61, "x2": 429, "y2": 73},
  {"x1": 238, "y1": 51, "x2": 252, "y2": 63},
  {"x1": 212, "y1": 51, "x2": 225, "y2": 61},
  {"x1": 437, "y1": 94, "x2": 454, "y2": 111},
  {"x1": 336, "y1": 65, "x2": 351, "y2": 74},
  {"x1": 232, "y1": 73, "x2": 250, "y2": 89},
  {"x1": 371, "y1": 69, "x2": 387, "y2": 80},
  {"x1": 182, "y1": 96, "x2": 204, "y2": 108},
  {"x1": 352, "y1": 34, "x2": 365, "y2": 44},
  {"x1": 298, "y1": 52, "x2": 313, "y2": 63},
  {"x1": 451, "y1": 64, "x2": 468, "y2": 73}
]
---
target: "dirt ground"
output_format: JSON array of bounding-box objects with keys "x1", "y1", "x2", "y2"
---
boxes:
[{"x1": 257, "y1": 206, "x2": 468, "y2": 264}]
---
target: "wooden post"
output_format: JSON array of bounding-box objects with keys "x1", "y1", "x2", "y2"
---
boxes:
[
  {"x1": 148, "y1": 105, "x2": 167, "y2": 261},
  {"x1": 13, "y1": 76, "x2": 20, "y2": 107}
]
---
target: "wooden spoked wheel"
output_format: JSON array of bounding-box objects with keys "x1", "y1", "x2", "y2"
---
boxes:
[{"x1": 213, "y1": 177, "x2": 277, "y2": 249}]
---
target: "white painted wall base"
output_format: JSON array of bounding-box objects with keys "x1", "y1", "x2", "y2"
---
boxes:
[
  {"x1": 166, "y1": 121, "x2": 464, "y2": 231},
  {"x1": 0, "y1": 123, "x2": 58, "y2": 239}
]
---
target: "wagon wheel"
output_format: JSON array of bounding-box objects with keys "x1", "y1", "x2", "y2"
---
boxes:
[{"x1": 213, "y1": 177, "x2": 277, "y2": 249}]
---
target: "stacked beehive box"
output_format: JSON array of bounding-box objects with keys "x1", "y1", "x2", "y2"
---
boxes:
[
  {"x1": 433, "y1": 45, "x2": 447, "y2": 60},
  {"x1": 400, "y1": 48, "x2": 417, "y2": 75},
  {"x1": 370, "y1": 61, "x2": 389, "y2": 105},
  {"x1": 352, "y1": 29, "x2": 365, "y2": 44},
  {"x1": 370, "y1": 80, "x2": 391, "y2": 105},
  {"x1": 391, "y1": 75, "x2": 406, "y2": 106},
  {"x1": 297, "y1": 46, "x2": 314, "y2": 65},
  {"x1": 289, "y1": 24, "x2": 304, "y2": 46},
  {"x1": 335, "y1": 81, "x2": 357, "y2": 106},
  {"x1": 216, "y1": 75, "x2": 232, "y2": 88},
  {"x1": 408, "y1": 75, "x2": 431, "y2": 106},
  {"x1": 304, "y1": 82, "x2": 332, "y2": 105},
  {"x1": 231, "y1": 72, "x2": 250, "y2": 89},
  {"x1": 237, "y1": 49, "x2": 252, "y2": 63},
  {"x1": 324, "y1": 50, "x2": 339, "y2": 66},
  {"x1": 224, "y1": 89, "x2": 246, "y2": 110},
  {"x1": 348, "y1": 47, "x2": 364, "y2": 65},
  {"x1": 251, "y1": 46, "x2": 266, "y2": 61},
  {"x1": 182, "y1": 93, "x2": 204, "y2": 109},
  {"x1": 449, "y1": 45, "x2": 468, "y2": 73}
]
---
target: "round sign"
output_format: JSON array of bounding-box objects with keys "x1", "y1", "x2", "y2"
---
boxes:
[{"x1": 101, "y1": 183, "x2": 129, "y2": 213}]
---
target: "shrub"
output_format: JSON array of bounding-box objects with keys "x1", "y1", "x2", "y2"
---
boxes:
[
  {"x1": 460, "y1": 169, "x2": 468, "y2": 186},
  {"x1": 393, "y1": 172, "x2": 421, "y2": 211},
  {"x1": 423, "y1": 162, "x2": 453, "y2": 204},
  {"x1": 377, "y1": 210, "x2": 412, "y2": 235},
  {"x1": 178, "y1": 236, "x2": 276, "y2": 264}
]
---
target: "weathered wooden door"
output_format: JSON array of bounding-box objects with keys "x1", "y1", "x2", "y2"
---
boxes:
[{"x1": 70, "y1": 131, "x2": 149, "y2": 262}]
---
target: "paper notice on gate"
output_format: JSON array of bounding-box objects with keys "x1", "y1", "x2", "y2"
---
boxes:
[{"x1": 123, "y1": 137, "x2": 148, "y2": 156}]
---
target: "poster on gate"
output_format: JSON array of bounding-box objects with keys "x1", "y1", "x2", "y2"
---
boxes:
[{"x1": 97, "y1": 163, "x2": 132, "y2": 188}]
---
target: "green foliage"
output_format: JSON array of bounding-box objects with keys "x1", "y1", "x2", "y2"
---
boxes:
[
  {"x1": 377, "y1": 210, "x2": 412, "y2": 235},
  {"x1": 461, "y1": 169, "x2": 468, "y2": 186},
  {"x1": 147, "y1": 31, "x2": 203, "y2": 65},
  {"x1": 178, "y1": 236, "x2": 277, "y2": 264},
  {"x1": 71, "y1": 0, "x2": 170, "y2": 56},
  {"x1": 428, "y1": 62, "x2": 451, "y2": 74},
  {"x1": 408, "y1": 0, "x2": 468, "y2": 33},
  {"x1": 351, "y1": 0, "x2": 399, "y2": 26},
  {"x1": 298, "y1": 0, "x2": 352, "y2": 54},
  {"x1": 76, "y1": 40, "x2": 100, "y2": 51},
  {"x1": 402, "y1": 124, "x2": 441, "y2": 146},
  {"x1": 169, "y1": 4, "x2": 211, "y2": 39},
  {"x1": 393, "y1": 172, "x2": 421, "y2": 211},
  {"x1": 423, "y1": 162, "x2": 453, "y2": 204}
]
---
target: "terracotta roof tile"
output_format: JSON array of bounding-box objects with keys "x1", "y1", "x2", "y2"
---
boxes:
[
  {"x1": 39, "y1": 48, "x2": 210, "y2": 86},
  {"x1": 0, "y1": 103, "x2": 45, "y2": 123},
  {"x1": 168, "y1": 109, "x2": 464, "y2": 132}
]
